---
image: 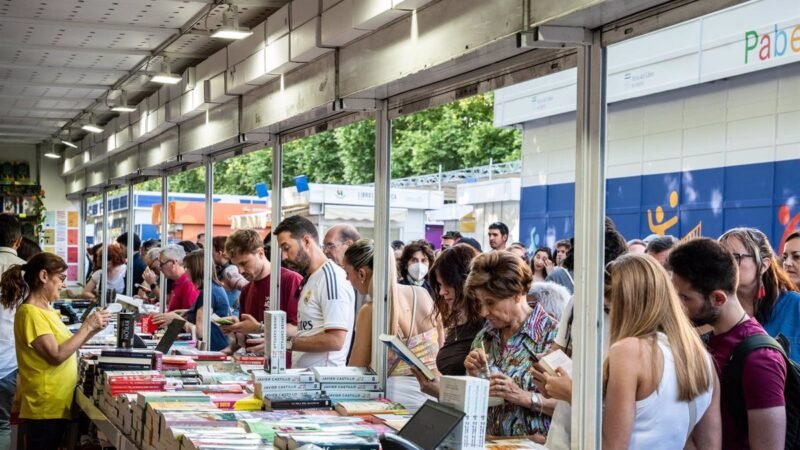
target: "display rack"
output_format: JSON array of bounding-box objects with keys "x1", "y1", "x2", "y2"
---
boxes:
[
  {"x1": 0, "y1": 183, "x2": 44, "y2": 239},
  {"x1": 74, "y1": 390, "x2": 138, "y2": 450}
]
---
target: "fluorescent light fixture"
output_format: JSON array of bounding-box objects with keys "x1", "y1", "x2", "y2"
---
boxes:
[
  {"x1": 44, "y1": 142, "x2": 62, "y2": 159},
  {"x1": 61, "y1": 139, "x2": 78, "y2": 149},
  {"x1": 151, "y1": 56, "x2": 182, "y2": 84},
  {"x1": 211, "y1": 4, "x2": 253, "y2": 40},
  {"x1": 82, "y1": 112, "x2": 103, "y2": 133},
  {"x1": 111, "y1": 91, "x2": 137, "y2": 112},
  {"x1": 82, "y1": 123, "x2": 103, "y2": 133},
  {"x1": 151, "y1": 73, "x2": 182, "y2": 84}
]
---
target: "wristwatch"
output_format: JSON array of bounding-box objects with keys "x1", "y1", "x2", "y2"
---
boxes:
[
  {"x1": 286, "y1": 336, "x2": 293, "y2": 350},
  {"x1": 257, "y1": 322, "x2": 265, "y2": 333},
  {"x1": 530, "y1": 391, "x2": 541, "y2": 408}
]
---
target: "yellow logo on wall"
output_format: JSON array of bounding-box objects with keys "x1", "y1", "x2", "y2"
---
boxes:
[{"x1": 648, "y1": 190, "x2": 679, "y2": 235}]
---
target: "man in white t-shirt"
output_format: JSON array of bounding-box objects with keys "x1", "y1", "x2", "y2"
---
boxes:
[{"x1": 274, "y1": 216, "x2": 355, "y2": 368}]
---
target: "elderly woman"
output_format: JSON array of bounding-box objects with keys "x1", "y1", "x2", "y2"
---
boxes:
[
  {"x1": 527, "y1": 281, "x2": 570, "y2": 321},
  {"x1": 159, "y1": 245, "x2": 199, "y2": 312},
  {"x1": 411, "y1": 243, "x2": 483, "y2": 397},
  {"x1": 464, "y1": 251, "x2": 558, "y2": 441},
  {"x1": 344, "y1": 240, "x2": 444, "y2": 413}
]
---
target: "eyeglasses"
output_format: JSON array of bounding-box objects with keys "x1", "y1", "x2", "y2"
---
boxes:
[
  {"x1": 160, "y1": 259, "x2": 177, "y2": 267},
  {"x1": 54, "y1": 274, "x2": 67, "y2": 282},
  {"x1": 732, "y1": 253, "x2": 754, "y2": 265},
  {"x1": 323, "y1": 242, "x2": 342, "y2": 251}
]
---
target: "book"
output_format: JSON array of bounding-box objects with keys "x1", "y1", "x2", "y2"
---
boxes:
[
  {"x1": 210, "y1": 393, "x2": 263, "y2": 411},
  {"x1": 334, "y1": 400, "x2": 406, "y2": 416},
  {"x1": 379, "y1": 333, "x2": 435, "y2": 381},
  {"x1": 251, "y1": 369, "x2": 315, "y2": 384},
  {"x1": 312, "y1": 367, "x2": 379, "y2": 383},
  {"x1": 320, "y1": 382, "x2": 382, "y2": 391},
  {"x1": 155, "y1": 318, "x2": 187, "y2": 354},
  {"x1": 175, "y1": 348, "x2": 229, "y2": 361},
  {"x1": 265, "y1": 310, "x2": 287, "y2": 374},
  {"x1": 324, "y1": 390, "x2": 384, "y2": 401},
  {"x1": 539, "y1": 349, "x2": 573, "y2": 377},
  {"x1": 264, "y1": 394, "x2": 333, "y2": 411},
  {"x1": 286, "y1": 432, "x2": 380, "y2": 450},
  {"x1": 439, "y1": 376, "x2": 489, "y2": 450},
  {"x1": 484, "y1": 438, "x2": 548, "y2": 449}
]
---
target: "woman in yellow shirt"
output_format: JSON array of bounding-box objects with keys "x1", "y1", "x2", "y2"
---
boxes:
[{"x1": 0, "y1": 252, "x2": 109, "y2": 450}]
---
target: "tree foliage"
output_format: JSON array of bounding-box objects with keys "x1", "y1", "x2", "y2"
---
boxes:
[{"x1": 137, "y1": 93, "x2": 520, "y2": 195}]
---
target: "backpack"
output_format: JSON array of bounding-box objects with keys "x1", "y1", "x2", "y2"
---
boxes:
[{"x1": 724, "y1": 333, "x2": 800, "y2": 449}]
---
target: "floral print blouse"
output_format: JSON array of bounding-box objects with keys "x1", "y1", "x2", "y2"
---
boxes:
[{"x1": 471, "y1": 302, "x2": 558, "y2": 437}]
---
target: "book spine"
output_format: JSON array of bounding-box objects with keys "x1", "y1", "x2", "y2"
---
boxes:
[
  {"x1": 252, "y1": 375, "x2": 315, "y2": 384},
  {"x1": 264, "y1": 390, "x2": 324, "y2": 399},
  {"x1": 316, "y1": 375, "x2": 379, "y2": 383},
  {"x1": 324, "y1": 391, "x2": 383, "y2": 400},
  {"x1": 320, "y1": 383, "x2": 381, "y2": 391},
  {"x1": 260, "y1": 382, "x2": 322, "y2": 391},
  {"x1": 266, "y1": 398, "x2": 332, "y2": 410},
  {"x1": 265, "y1": 310, "x2": 287, "y2": 374}
]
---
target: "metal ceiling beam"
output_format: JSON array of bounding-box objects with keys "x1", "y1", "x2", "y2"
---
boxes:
[
  {"x1": 0, "y1": 116, "x2": 68, "y2": 124},
  {"x1": 0, "y1": 93, "x2": 93, "y2": 101},
  {"x1": 0, "y1": 40, "x2": 152, "y2": 56},
  {"x1": 0, "y1": 106, "x2": 87, "y2": 114},
  {"x1": 0, "y1": 61, "x2": 130, "y2": 77},
  {"x1": 0, "y1": 112, "x2": 76, "y2": 119},
  {"x1": 190, "y1": 0, "x2": 287, "y2": 6},
  {"x1": 0, "y1": 123, "x2": 57, "y2": 131},
  {"x1": 0, "y1": 15, "x2": 179, "y2": 35},
  {"x1": 0, "y1": 79, "x2": 110, "y2": 90},
  {"x1": 0, "y1": 131, "x2": 52, "y2": 137}
]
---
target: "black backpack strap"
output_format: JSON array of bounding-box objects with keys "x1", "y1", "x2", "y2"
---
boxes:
[{"x1": 724, "y1": 334, "x2": 788, "y2": 432}]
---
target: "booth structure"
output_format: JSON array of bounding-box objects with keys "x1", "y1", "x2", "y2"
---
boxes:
[{"x1": 0, "y1": 0, "x2": 756, "y2": 446}]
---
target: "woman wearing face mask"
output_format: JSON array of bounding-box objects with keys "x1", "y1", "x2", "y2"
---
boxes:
[
  {"x1": 343, "y1": 240, "x2": 444, "y2": 413},
  {"x1": 398, "y1": 240, "x2": 435, "y2": 296}
]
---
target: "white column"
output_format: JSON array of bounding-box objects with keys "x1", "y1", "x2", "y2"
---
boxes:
[
  {"x1": 126, "y1": 183, "x2": 135, "y2": 296},
  {"x1": 571, "y1": 29, "x2": 607, "y2": 450},
  {"x1": 100, "y1": 189, "x2": 109, "y2": 308},
  {"x1": 372, "y1": 102, "x2": 391, "y2": 387},
  {"x1": 78, "y1": 195, "x2": 87, "y2": 284},
  {"x1": 159, "y1": 174, "x2": 169, "y2": 313},
  {"x1": 202, "y1": 160, "x2": 214, "y2": 349},
  {"x1": 269, "y1": 136, "x2": 283, "y2": 312}
]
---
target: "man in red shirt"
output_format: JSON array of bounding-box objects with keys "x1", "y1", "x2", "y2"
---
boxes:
[
  {"x1": 221, "y1": 229, "x2": 302, "y2": 357},
  {"x1": 160, "y1": 245, "x2": 199, "y2": 312},
  {"x1": 670, "y1": 238, "x2": 786, "y2": 450}
]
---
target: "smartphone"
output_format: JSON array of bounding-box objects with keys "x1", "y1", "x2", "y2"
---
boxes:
[{"x1": 246, "y1": 333, "x2": 263, "y2": 340}]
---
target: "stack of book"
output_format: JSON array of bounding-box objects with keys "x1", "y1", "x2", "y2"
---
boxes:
[
  {"x1": 312, "y1": 367, "x2": 385, "y2": 403},
  {"x1": 333, "y1": 398, "x2": 407, "y2": 416},
  {"x1": 438, "y1": 376, "x2": 489, "y2": 450},
  {"x1": 97, "y1": 348, "x2": 162, "y2": 371},
  {"x1": 78, "y1": 358, "x2": 97, "y2": 396},
  {"x1": 174, "y1": 348, "x2": 229, "y2": 361},
  {"x1": 179, "y1": 427, "x2": 266, "y2": 450},
  {"x1": 97, "y1": 371, "x2": 167, "y2": 430},
  {"x1": 140, "y1": 398, "x2": 220, "y2": 450},
  {"x1": 253, "y1": 369, "x2": 332, "y2": 411},
  {"x1": 265, "y1": 310, "x2": 287, "y2": 374}
]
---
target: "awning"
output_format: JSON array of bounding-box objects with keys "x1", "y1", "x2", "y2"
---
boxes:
[
  {"x1": 425, "y1": 204, "x2": 474, "y2": 222},
  {"x1": 323, "y1": 205, "x2": 407, "y2": 223}
]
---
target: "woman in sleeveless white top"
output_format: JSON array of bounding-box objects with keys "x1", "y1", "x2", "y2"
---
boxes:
[
  {"x1": 602, "y1": 254, "x2": 720, "y2": 450},
  {"x1": 625, "y1": 333, "x2": 715, "y2": 449}
]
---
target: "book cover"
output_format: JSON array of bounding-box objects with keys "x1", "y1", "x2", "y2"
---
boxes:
[
  {"x1": 264, "y1": 394, "x2": 333, "y2": 411},
  {"x1": 319, "y1": 382, "x2": 382, "y2": 391},
  {"x1": 539, "y1": 349, "x2": 573, "y2": 377},
  {"x1": 378, "y1": 333, "x2": 435, "y2": 380},
  {"x1": 333, "y1": 400, "x2": 406, "y2": 416}
]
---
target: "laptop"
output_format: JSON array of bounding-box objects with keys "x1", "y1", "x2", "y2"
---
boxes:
[{"x1": 396, "y1": 400, "x2": 465, "y2": 450}]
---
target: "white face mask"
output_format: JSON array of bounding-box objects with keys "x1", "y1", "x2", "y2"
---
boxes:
[{"x1": 408, "y1": 262, "x2": 429, "y2": 281}]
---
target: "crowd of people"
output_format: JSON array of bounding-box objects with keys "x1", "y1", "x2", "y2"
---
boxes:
[{"x1": 1, "y1": 210, "x2": 799, "y2": 449}]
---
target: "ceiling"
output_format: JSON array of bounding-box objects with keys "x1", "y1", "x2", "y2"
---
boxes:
[{"x1": 0, "y1": 0, "x2": 288, "y2": 147}]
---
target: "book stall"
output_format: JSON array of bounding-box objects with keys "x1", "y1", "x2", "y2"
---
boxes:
[{"x1": 56, "y1": 298, "x2": 546, "y2": 450}]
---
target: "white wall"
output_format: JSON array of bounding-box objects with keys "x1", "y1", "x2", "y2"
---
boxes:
[{"x1": 521, "y1": 62, "x2": 800, "y2": 186}]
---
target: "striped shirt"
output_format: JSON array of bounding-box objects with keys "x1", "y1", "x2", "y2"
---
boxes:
[{"x1": 293, "y1": 260, "x2": 355, "y2": 368}]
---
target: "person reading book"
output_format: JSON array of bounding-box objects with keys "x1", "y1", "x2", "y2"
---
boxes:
[
  {"x1": 343, "y1": 239, "x2": 444, "y2": 413},
  {"x1": 464, "y1": 251, "x2": 558, "y2": 442},
  {"x1": 1, "y1": 253, "x2": 110, "y2": 450},
  {"x1": 410, "y1": 243, "x2": 483, "y2": 398}
]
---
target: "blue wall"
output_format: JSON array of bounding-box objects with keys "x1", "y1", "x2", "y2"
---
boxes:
[{"x1": 520, "y1": 159, "x2": 800, "y2": 253}]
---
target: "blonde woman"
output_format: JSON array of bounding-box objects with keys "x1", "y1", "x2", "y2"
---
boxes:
[
  {"x1": 603, "y1": 254, "x2": 720, "y2": 450},
  {"x1": 343, "y1": 239, "x2": 444, "y2": 413}
]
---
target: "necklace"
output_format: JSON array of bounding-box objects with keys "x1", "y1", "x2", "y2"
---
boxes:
[{"x1": 734, "y1": 310, "x2": 748, "y2": 327}]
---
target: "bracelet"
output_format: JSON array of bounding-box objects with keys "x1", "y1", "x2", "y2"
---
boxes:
[{"x1": 257, "y1": 323, "x2": 265, "y2": 333}]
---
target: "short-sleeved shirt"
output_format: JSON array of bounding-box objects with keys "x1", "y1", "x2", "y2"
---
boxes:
[
  {"x1": 185, "y1": 284, "x2": 231, "y2": 351},
  {"x1": 239, "y1": 267, "x2": 303, "y2": 325},
  {"x1": 14, "y1": 304, "x2": 78, "y2": 419},
  {"x1": 167, "y1": 272, "x2": 199, "y2": 311},
  {"x1": 90, "y1": 263, "x2": 127, "y2": 295},
  {"x1": 473, "y1": 303, "x2": 558, "y2": 436},
  {"x1": 762, "y1": 290, "x2": 800, "y2": 363},
  {"x1": 0, "y1": 247, "x2": 25, "y2": 379},
  {"x1": 293, "y1": 261, "x2": 355, "y2": 368},
  {"x1": 709, "y1": 318, "x2": 786, "y2": 450}
]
